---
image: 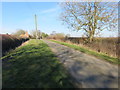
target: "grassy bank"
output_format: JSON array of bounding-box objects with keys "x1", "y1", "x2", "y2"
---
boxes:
[
  {"x1": 2, "y1": 39, "x2": 74, "y2": 88},
  {"x1": 50, "y1": 40, "x2": 119, "y2": 64}
]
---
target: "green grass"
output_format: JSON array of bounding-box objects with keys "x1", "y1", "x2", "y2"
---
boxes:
[
  {"x1": 2, "y1": 39, "x2": 74, "y2": 88},
  {"x1": 50, "y1": 40, "x2": 119, "y2": 64}
]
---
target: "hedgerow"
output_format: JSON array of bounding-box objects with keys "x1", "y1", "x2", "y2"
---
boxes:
[{"x1": 0, "y1": 34, "x2": 29, "y2": 55}]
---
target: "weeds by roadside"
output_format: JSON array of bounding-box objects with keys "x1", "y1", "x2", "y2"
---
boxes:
[{"x1": 2, "y1": 39, "x2": 74, "y2": 88}]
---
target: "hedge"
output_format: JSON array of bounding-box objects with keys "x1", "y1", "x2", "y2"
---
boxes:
[{"x1": 0, "y1": 34, "x2": 29, "y2": 56}]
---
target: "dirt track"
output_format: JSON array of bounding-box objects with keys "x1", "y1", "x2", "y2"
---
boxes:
[{"x1": 43, "y1": 40, "x2": 118, "y2": 88}]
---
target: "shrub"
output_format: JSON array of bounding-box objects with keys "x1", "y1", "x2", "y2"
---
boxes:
[
  {"x1": 48, "y1": 33, "x2": 65, "y2": 40},
  {"x1": 63, "y1": 37, "x2": 118, "y2": 58},
  {"x1": 0, "y1": 34, "x2": 29, "y2": 56}
]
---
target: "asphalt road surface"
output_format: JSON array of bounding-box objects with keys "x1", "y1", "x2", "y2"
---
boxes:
[{"x1": 43, "y1": 40, "x2": 118, "y2": 88}]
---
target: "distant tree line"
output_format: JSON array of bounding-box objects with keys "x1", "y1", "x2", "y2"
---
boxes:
[
  {"x1": 47, "y1": 31, "x2": 70, "y2": 40},
  {"x1": 12, "y1": 29, "x2": 26, "y2": 37},
  {"x1": 30, "y1": 30, "x2": 48, "y2": 39},
  {"x1": 12, "y1": 29, "x2": 49, "y2": 39}
]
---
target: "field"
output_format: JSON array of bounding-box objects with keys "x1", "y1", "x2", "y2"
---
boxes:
[{"x1": 2, "y1": 39, "x2": 74, "y2": 88}]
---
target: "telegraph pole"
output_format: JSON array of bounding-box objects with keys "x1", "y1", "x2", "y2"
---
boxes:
[{"x1": 35, "y1": 14, "x2": 38, "y2": 39}]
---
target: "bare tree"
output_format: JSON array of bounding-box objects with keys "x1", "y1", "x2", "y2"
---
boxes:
[
  {"x1": 50, "y1": 31, "x2": 56, "y2": 35},
  {"x1": 12, "y1": 29, "x2": 26, "y2": 36},
  {"x1": 31, "y1": 30, "x2": 42, "y2": 39},
  {"x1": 60, "y1": 2, "x2": 118, "y2": 42},
  {"x1": 48, "y1": 32, "x2": 65, "y2": 40}
]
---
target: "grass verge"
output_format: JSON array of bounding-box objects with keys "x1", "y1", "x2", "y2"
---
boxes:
[
  {"x1": 2, "y1": 39, "x2": 74, "y2": 88},
  {"x1": 50, "y1": 40, "x2": 119, "y2": 64}
]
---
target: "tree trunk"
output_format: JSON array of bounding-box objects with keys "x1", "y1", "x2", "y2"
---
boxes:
[
  {"x1": 88, "y1": 31, "x2": 94, "y2": 43},
  {"x1": 89, "y1": 35, "x2": 93, "y2": 43}
]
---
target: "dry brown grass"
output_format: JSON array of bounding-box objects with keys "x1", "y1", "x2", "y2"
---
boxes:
[{"x1": 55, "y1": 37, "x2": 118, "y2": 58}]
